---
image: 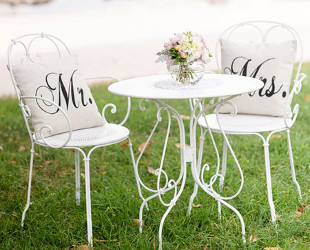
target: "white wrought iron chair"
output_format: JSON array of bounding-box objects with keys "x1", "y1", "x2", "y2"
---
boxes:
[
  {"x1": 188, "y1": 21, "x2": 306, "y2": 222},
  {"x1": 7, "y1": 33, "x2": 138, "y2": 247}
]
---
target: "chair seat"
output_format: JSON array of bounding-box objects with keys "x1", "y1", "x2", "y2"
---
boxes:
[
  {"x1": 198, "y1": 113, "x2": 293, "y2": 133},
  {"x1": 35, "y1": 123, "x2": 130, "y2": 147}
]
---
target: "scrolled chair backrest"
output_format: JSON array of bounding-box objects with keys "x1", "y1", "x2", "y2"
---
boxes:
[
  {"x1": 7, "y1": 33, "x2": 73, "y2": 148},
  {"x1": 215, "y1": 21, "x2": 306, "y2": 124},
  {"x1": 8, "y1": 33, "x2": 131, "y2": 148},
  {"x1": 8, "y1": 33, "x2": 71, "y2": 98}
]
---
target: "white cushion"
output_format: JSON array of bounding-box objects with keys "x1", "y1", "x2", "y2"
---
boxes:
[
  {"x1": 13, "y1": 55, "x2": 104, "y2": 138},
  {"x1": 198, "y1": 113, "x2": 293, "y2": 133},
  {"x1": 219, "y1": 39, "x2": 297, "y2": 117},
  {"x1": 35, "y1": 124, "x2": 129, "y2": 147}
]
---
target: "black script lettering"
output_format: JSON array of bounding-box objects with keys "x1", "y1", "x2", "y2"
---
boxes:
[
  {"x1": 58, "y1": 71, "x2": 79, "y2": 109},
  {"x1": 225, "y1": 56, "x2": 284, "y2": 98},
  {"x1": 35, "y1": 70, "x2": 91, "y2": 114},
  {"x1": 259, "y1": 76, "x2": 282, "y2": 97},
  {"x1": 77, "y1": 87, "x2": 89, "y2": 106}
]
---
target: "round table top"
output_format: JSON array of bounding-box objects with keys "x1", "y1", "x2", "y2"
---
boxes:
[{"x1": 108, "y1": 74, "x2": 263, "y2": 100}]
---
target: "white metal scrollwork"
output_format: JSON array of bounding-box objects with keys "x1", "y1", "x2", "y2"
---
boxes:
[
  {"x1": 202, "y1": 21, "x2": 306, "y2": 225},
  {"x1": 90, "y1": 76, "x2": 132, "y2": 126},
  {"x1": 21, "y1": 96, "x2": 72, "y2": 148},
  {"x1": 8, "y1": 33, "x2": 137, "y2": 248},
  {"x1": 188, "y1": 97, "x2": 246, "y2": 243},
  {"x1": 132, "y1": 99, "x2": 187, "y2": 250}
]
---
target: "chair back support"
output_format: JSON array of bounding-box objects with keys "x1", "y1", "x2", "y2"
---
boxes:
[
  {"x1": 7, "y1": 33, "x2": 73, "y2": 146},
  {"x1": 8, "y1": 33, "x2": 132, "y2": 148},
  {"x1": 8, "y1": 33, "x2": 71, "y2": 100},
  {"x1": 215, "y1": 21, "x2": 306, "y2": 124},
  {"x1": 216, "y1": 21, "x2": 302, "y2": 76}
]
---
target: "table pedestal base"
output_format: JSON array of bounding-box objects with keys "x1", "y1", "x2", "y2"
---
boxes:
[{"x1": 132, "y1": 98, "x2": 245, "y2": 249}]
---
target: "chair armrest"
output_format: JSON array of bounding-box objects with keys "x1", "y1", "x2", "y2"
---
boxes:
[
  {"x1": 101, "y1": 96, "x2": 131, "y2": 126},
  {"x1": 84, "y1": 76, "x2": 131, "y2": 126},
  {"x1": 284, "y1": 72, "x2": 307, "y2": 127},
  {"x1": 293, "y1": 73, "x2": 307, "y2": 94},
  {"x1": 20, "y1": 95, "x2": 72, "y2": 148}
]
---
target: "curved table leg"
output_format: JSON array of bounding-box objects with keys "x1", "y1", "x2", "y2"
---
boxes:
[
  {"x1": 188, "y1": 98, "x2": 246, "y2": 243},
  {"x1": 132, "y1": 99, "x2": 187, "y2": 249},
  {"x1": 134, "y1": 97, "x2": 246, "y2": 248},
  {"x1": 187, "y1": 132, "x2": 205, "y2": 216}
]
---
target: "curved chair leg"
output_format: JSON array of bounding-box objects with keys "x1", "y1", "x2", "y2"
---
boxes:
[
  {"x1": 187, "y1": 136, "x2": 205, "y2": 216},
  {"x1": 84, "y1": 157, "x2": 93, "y2": 247},
  {"x1": 286, "y1": 130, "x2": 302, "y2": 199},
  {"x1": 263, "y1": 143, "x2": 276, "y2": 222},
  {"x1": 75, "y1": 149, "x2": 80, "y2": 206},
  {"x1": 21, "y1": 143, "x2": 35, "y2": 227}
]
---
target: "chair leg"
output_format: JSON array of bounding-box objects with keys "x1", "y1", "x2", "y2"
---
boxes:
[
  {"x1": 21, "y1": 143, "x2": 35, "y2": 227},
  {"x1": 286, "y1": 130, "x2": 302, "y2": 199},
  {"x1": 84, "y1": 157, "x2": 93, "y2": 247},
  {"x1": 263, "y1": 143, "x2": 276, "y2": 222},
  {"x1": 75, "y1": 149, "x2": 80, "y2": 206}
]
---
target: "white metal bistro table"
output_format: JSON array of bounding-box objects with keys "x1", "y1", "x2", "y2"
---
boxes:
[{"x1": 108, "y1": 73, "x2": 263, "y2": 249}]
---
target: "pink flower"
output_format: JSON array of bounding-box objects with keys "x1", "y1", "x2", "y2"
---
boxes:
[
  {"x1": 202, "y1": 41, "x2": 207, "y2": 49},
  {"x1": 166, "y1": 57, "x2": 173, "y2": 66},
  {"x1": 164, "y1": 42, "x2": 172, "y2": 50},
  {"x1": 170, "y1": 33, "x2": 182, "y2": 44},
  {"x1": 180, "y1": 51, "x2": 187, "y2": 58},
  {"x1": 169, "y1": 37, "x2": 177, "y2": 45},
  {"x1": 156, "y1": 31, "x2": 212, "y2": 66},
  {"x1": 196, "y1": 33, "x2": 207, "y2": 48}
]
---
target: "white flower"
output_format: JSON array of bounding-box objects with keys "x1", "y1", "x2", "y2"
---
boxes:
[
  {"x1": 156, "y1": 31, "x2": 212, "y2": 65},
  {"x1": 201, "y1": 51, "x2": 211, "y2": 63}
]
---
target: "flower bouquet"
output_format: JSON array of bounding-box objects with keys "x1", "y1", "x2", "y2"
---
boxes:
[{"x1": 156, "y1": 31, "x2": 212, "y2": 85}]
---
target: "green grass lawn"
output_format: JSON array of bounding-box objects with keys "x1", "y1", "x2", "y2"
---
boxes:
[{"x1": 1, "y1": 65, "x2": 310, "y2": 250}]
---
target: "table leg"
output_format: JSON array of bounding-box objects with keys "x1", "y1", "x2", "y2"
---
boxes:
[
  {"x1": 188, "y1": 98, "x2": 246, "y2": 243},
  {"x1": 133, "y1": 97, "x2": 246, "y2": 248},
  {"x1": 132, "y1": 99, "x2": 187, "y2": 250},
  {"x1": 187, "y1": 130, "x2": 205, "y2": 216}
]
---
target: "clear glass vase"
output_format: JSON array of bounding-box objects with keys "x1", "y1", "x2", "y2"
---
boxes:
[{"x1": 168, "y1": 60, "x2": 205, "y2": 85}]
